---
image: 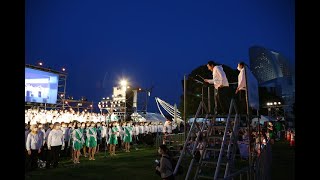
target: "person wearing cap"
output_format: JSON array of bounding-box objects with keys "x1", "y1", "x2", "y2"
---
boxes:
[
  {"x1": 47, "y1": 122, "x2": 65, "y2": 168},
  {"x1": 204, "y1": 60, "x2": 231, "y2": 115}
]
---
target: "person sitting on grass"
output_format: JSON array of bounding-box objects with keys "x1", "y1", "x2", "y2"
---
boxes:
[{"x1": 155, "y1": 144, "x2": 174, "y2": 180}]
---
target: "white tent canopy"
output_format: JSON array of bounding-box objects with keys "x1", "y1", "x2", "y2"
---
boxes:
[
  {"x1": 131, "y1": 112, "x2": 167, "y2": 123},
  {"x1": 188, "y1": 117, "x2": 226, "y2": 124},
  {"x1": 251, "y1": 115, "x2": 271, "y2": 127}
]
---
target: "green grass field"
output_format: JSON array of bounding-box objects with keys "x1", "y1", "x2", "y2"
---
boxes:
[
  {"x1": 26, "y1": 146, "x2": 162, "y2": 180},
  {"x1": 25, "y1": 140, "x2": 294, "y2": 180}
]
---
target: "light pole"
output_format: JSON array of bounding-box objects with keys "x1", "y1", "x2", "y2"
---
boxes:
[
  {"x1": 98, "y1": 97, "x2": 113, "y2": 123},
  {"x1": 266, "y1": 101, "x2": 282, "y2": 120},
  {"x1": 120, "y1": 79, "x2": 128, "y2": 122}
]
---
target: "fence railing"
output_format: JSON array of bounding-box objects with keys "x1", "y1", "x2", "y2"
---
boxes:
[
  {"x1": 155, "y1": 133, "x2": 185, "y2": 149},
  {"x1": 154, "y1": 132, "x2": 272, "y2": 180}
]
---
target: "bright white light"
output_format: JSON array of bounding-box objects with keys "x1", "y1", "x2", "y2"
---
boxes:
[
  {"x1": 278, "y1": 102, "x2": 281, "y2": 105},
  {"x1": 273, "y1": 102, "x2": 277, "y2": 105},
  {"x1": 25, "y1": 78, "x2": 49, "y2": 84},
  {"x1": 120, "y1": 79, "x2": 127, "y2": 87}
]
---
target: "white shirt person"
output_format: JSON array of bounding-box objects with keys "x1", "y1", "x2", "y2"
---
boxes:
[{"x1": 204, "y1": 60, "x2": 231, "y2": 115}]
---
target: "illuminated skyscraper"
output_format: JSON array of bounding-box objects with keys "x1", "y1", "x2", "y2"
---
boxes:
[{"x1": 249, "y1": 45, "x2": 295, "y2": 120}]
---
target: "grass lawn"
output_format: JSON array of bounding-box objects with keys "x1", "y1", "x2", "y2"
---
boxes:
[
  {"x1": 25, "y1": 140, "x2": 295, "y2": 180},
  {"x1": 25, "y1": 146, "x2": 163, "y2": 180}
]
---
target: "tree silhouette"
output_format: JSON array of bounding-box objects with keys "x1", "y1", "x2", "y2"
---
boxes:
[{"x1": 178, "y1": 62, "x2": 282, "y2": 119}]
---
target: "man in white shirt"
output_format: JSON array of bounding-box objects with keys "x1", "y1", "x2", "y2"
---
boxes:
[
  {"x1": 235, "y1": 62, "x2": 247, "y2": 115},
  {"x1": 204, "y1": 61, "x2": 231, "y2": 115}
]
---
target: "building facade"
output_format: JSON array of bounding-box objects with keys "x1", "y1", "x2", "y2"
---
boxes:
[{"x1": 249, "y1": 45, "x2": 295, "y2": 121}]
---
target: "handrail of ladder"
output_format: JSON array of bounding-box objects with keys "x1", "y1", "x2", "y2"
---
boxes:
[
  {"x1": 213, "y1": 98, "x2": 236, "y2": 180},
  {"x1": 184, "y1": 113, "x2": 211, "y2": 180},
  {"x1": 224, "y1": 102, "x2": 240, "y2": 178},
  {"x1": 173, "y1": 101, "x2": 208, "y2": 176}
]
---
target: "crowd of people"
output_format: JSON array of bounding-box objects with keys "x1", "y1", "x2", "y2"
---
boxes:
[
  {"x1": 25, "y1": 108, "x2": 180, "y2": 172},
  {"x1": 25, "y1": 60, "x2": 290, "y2": 180}
]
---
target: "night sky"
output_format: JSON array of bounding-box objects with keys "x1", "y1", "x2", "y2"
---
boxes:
[{"x1": 25, "y1": 0, "x2": 295, "y2": 113}]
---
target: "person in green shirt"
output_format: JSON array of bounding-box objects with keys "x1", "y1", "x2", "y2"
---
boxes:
[
  {"x1": 267, "y1": 122, "x2": 274, "y2": 144},
  {"x1": 123, "y1": 122, "x2": 133, "y2": 152},
  {"x1": 109, "y1": 122, "x2": 119, "y2": 156},
  {"x1": 72, "y1": 122, "x2": 84, "y2": 164},
  {"x1": 86, "y1": 122, "x2": 97, "y2": 160},
  {"x1": 274, "y1": 119, "x2": 282, "y2": 141}
]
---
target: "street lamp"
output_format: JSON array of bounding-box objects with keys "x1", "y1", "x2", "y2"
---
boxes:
[
  {"x1": 120, "y1": 79, "x2": 127, "y2": 87},
  {"x1": 266, "y1": 101, "x2": 283, "y2": 120}
]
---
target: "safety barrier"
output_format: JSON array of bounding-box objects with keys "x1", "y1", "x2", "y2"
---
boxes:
[{"x1": 155, "y1": 133, "x2": 185, "y2": 149}]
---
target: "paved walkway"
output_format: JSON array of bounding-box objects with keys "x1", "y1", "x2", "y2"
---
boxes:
[{"x1": 271, "y1": 140, "x2": 295, "y2": 180}]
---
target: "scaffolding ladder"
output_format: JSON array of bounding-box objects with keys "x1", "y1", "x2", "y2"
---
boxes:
[{"x1": 174, "y1": 98, "x2": 241, "y2": 180}]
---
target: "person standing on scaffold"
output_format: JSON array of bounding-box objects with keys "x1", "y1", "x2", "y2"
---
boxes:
[{"x1": 204, "y1": 60, "x2": 231, "y2": 115}]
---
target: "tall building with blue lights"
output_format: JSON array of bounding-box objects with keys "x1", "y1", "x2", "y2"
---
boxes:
[{"x1": 249, "y1": 45, "x2": 295, "y2": 120}]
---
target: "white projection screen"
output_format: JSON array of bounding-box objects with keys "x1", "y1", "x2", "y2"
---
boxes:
[{"x1": 25, "y1": 67, "x2": 59, "y2": 104}]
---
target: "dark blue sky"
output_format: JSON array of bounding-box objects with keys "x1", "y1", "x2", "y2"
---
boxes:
[{"x1": 25, "y1": 0, "x2": 295, "y2": 113}]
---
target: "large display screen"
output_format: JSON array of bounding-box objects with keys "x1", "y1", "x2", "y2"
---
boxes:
[{"x1": 25, "y1": 67, "x2": 59, "y2": 104}]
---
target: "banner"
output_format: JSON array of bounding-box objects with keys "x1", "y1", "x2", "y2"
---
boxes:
[{"x1": 245, "y1": 66, "x2": 259, "y2": 110}]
